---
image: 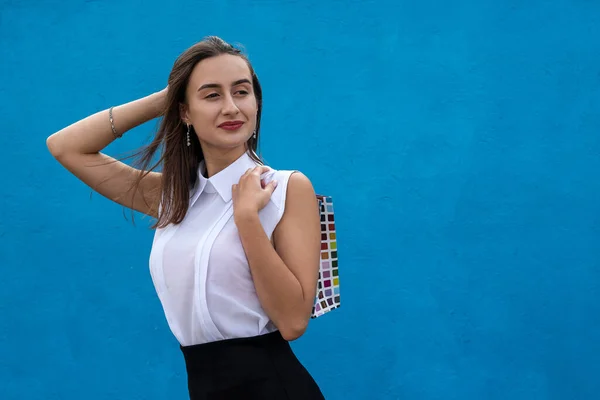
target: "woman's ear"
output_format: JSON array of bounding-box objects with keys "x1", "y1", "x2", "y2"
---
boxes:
[{"x1": 179, "y1": 102, "x2": 190, "y2": 124}]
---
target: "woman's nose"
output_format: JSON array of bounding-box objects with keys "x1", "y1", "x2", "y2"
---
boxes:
[{"x1": 221, "y1": 94, "x2": 240, "y2": 115}]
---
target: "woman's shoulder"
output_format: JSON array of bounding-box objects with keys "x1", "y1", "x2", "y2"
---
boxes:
[
  {"x1": 262, "y1": 166, "x2": 293, "y2": 180},
  {"x1": 261, "y1": 166, "x2": 310, "y2": 188},
  {"x1": 263, "y1": 167, "x2": 315, "y2": 211}
]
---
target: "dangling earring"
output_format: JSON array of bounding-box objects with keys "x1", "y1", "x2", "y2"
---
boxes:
[
  {"x1": 186, "y1": 124, "x2": 191, "y2": 147},
  {"x1": 253, "y1": 130, "x2": 257, "y2": 139}
]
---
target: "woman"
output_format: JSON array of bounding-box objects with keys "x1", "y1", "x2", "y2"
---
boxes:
[{"x1": 46, "y1": 36, "x2": 325, "y2": 399}]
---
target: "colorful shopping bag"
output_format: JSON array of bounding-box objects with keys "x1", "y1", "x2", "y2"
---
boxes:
[{"x1": 311, "y1": 195, "x2": 341, "y2": 318}]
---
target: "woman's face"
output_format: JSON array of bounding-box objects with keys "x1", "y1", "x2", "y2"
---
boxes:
[{"x1": 181, "y1": 54, "x2": 257, "y2": 152}]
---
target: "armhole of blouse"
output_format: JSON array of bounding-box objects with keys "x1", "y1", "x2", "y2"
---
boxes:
[
  {"x1": 275, "y1": 170, "x2": 297, "y2": 222},
  {"x1": 269, "y1": 170, "x2": 296, "y2": 249}
]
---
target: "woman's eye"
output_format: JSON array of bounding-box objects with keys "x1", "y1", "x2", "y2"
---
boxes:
[
  {"x1": 205, "y1": 93, "x2": 219, "y2": 99},
  {"x1": 236, "y1": 90, "x2": 249, "y2": 95}
]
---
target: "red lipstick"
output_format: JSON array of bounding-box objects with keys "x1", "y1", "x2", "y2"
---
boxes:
[{"x1": 218, "y1": 121, "x2": 244, "y2": 131}]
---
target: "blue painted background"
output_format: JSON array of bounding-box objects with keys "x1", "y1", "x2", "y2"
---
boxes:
[{"x1": 2, "y1": 0, "x2": 599, "y2": 399}]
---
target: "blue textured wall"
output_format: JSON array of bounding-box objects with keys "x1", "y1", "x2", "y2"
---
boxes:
[{"x1": 2, "y1": 1, "x2": 599, "y2": 399}]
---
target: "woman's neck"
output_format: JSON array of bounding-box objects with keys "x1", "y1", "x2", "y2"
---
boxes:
[{"x1": 201, "y1": 145, "x2": 248, "y2": 178}]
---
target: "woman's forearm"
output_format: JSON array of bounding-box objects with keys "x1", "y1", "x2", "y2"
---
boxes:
[{"x1": 47, "y1": 90, "x2": 165, "y2": 158}]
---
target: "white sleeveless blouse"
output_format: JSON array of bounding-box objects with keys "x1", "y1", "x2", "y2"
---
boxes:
[{"x1": 149, "y1": 151, "x2": 295, "y2": 346}]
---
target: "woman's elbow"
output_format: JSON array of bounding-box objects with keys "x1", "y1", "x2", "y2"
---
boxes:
[
  {"x1": 46, "y1": 134, "x2": 62, "y2": 159},
  {"x1": 279, "y1": 319, "x2": 309, "y2": 342}
]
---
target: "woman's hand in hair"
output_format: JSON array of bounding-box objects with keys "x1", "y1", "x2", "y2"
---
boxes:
[{"x1": 153, "y1": 85, "x2": 169, "y2": 116}]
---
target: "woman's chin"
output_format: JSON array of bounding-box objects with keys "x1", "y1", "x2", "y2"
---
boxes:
[{"x1": 204, "y1": 134, "x2": 251, "y2": 150}]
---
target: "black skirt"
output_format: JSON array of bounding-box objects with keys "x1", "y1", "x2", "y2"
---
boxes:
[{"x1": 180, "y1": 331, "x2": 325, "y2": 400}]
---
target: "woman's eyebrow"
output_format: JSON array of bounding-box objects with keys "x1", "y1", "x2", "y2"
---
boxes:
[{"x1": 198, "y1": 79, "x2": 252, "y2": 91}]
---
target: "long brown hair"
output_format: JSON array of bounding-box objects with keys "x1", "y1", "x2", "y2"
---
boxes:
[{"x1": 132, "y1": 36, "x2": 263, "y2": 229}]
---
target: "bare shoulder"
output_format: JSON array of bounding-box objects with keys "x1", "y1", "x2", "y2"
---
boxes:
[
  {"x1": 287, "y1": 171, "x2": 316, "y2": 197},
  {"x1": 275, "y1": 171, "x2": 318, "y2": 224},
  {"x1": 278, "y1": 171, "x2": 318, "y2": 214}
]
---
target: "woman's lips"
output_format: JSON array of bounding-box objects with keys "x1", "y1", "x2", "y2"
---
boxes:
[{"x1": 218, "y1": 121, "x2": 244, "y2": 130}]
